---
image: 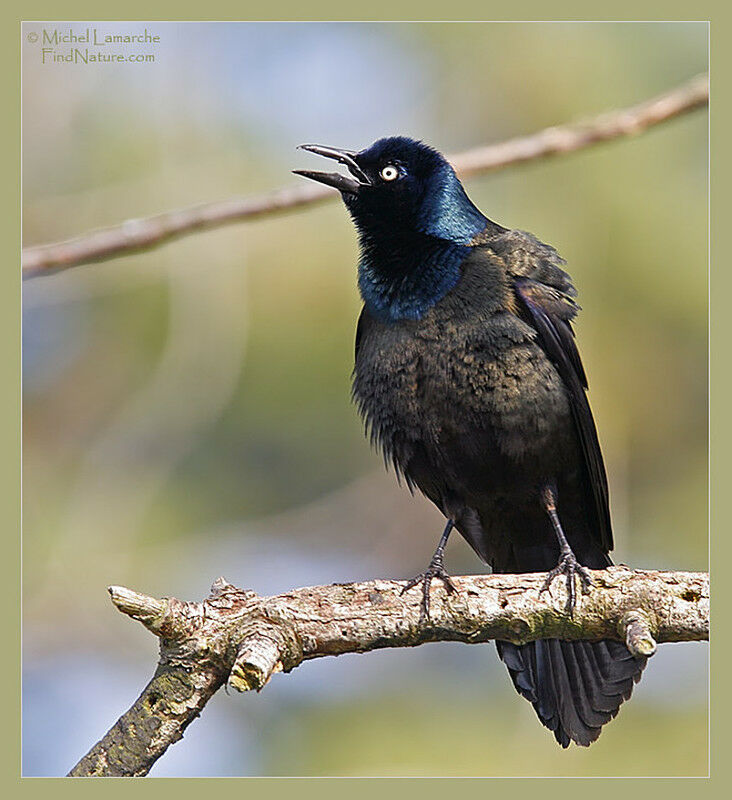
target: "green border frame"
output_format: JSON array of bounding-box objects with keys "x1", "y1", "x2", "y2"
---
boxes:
[{"x1": 7, "y1": 1, "x2": 725, "y2": 795}]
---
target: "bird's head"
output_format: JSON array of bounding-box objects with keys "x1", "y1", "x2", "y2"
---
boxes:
[{"x1": 294, "y1": 136, "x2": 487, "y2": 245}]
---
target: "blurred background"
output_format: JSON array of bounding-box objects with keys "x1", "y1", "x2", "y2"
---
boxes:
[{"x1": 22, "y1": 22, "x2": 708, "y2": 776}]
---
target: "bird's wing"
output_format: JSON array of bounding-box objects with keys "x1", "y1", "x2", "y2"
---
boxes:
[
  {"x1": 354, "y1": 306, "x2": 367, "y2": 363},
  {"x1": 496, "y1": 231, "x2": 613, "y2": 553}
]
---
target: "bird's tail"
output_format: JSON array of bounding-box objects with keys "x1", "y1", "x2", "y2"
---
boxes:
[
  {"x1": 462, "y1": 507, "x2": 648, "y2": 746},
  {"x1": 496, "y1": 637, "x2": 646, "y2": 747},
  {"x1": 488, "y1": 527, "x2": 648, "y2": 748}
]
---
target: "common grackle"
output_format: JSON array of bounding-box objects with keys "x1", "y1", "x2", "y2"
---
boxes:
[{"x1": 295, "y1": 137, "x2": 646, "y2": 748}]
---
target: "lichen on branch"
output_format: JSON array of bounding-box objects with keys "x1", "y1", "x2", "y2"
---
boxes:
[{"x1": 68, "y1": 567, "x2": 708, "y2": 777}]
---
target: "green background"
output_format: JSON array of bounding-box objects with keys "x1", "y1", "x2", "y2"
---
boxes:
[{"x1": 14, "y1": 9, "x2": 714, "y2": 784}]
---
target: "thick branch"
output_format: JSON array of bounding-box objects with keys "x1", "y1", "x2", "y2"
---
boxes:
[
  {"x1": 69, "y1": 567, "x2": 708, "y2": 777},
  {"x1": 25, "y1": 73, "x2": 708, "y2": 278}
]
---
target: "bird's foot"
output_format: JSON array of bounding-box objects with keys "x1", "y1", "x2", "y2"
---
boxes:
[
  {"x1": 401, "y1": 558, "x2": 457, "y2": 622},
  {"x1": 540, "y1": 552, "x2": 594, "y2": 615}
]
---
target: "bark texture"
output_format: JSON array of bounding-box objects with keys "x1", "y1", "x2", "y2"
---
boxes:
[{"x1": 69, "y1": 567, "x2": 709, "y2": 777}]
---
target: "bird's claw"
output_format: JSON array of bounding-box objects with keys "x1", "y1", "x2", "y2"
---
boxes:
[
  {"x1": 540, "y1": 552, "x2": 594, "y2": 615},
  {"x1": 401, "y1": 563, "x2": 457, "y2": 622}
]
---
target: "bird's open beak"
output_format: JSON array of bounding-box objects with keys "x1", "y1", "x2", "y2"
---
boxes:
[{"x1": 293, "y1": 144, "x2": 371, "y2": 195}]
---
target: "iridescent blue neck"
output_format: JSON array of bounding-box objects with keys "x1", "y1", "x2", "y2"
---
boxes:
[
  {"x1": 418, "y1": 166, "x2": 488, "y2": 244},
  {"x1": 358, "y1": 235, "x2": 470, "y2": 322},
  {"x1": 351, "y1": 163, "x2": 490, "y2": 322}
]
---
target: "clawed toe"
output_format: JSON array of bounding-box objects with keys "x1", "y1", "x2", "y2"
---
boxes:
[
  {"x1": 400, "y1": 573, "x2": 424, "y2": 596},
  {"x1": 540, "y1": 553, "x2": 594, "y2": 615},
  {"x1": 401, "y1": 565, "x2": 456, "y2": 621}
]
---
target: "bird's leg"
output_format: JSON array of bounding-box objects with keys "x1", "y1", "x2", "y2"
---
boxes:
[
  {"x1": 401, "y1": 519, "x2": 457, "y2": 621},
  {"x1": 539, "y1": 486, "x2": 594, "y2": 614}
]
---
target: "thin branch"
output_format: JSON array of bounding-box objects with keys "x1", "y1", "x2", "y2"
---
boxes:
[
  {"x1": 68, "y1": 567, "x2": 708, "y2": 777},
  {"x1": 25, "y1": 73, "x2": 708, "y2": 278}
]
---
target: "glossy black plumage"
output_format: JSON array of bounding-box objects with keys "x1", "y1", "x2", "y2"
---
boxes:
[{"x1": 296, "y1": 137, "x2": 646, "y2": 748}]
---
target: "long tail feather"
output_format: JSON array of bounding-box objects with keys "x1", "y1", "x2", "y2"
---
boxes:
[{"x1": 496, "y1": 638, "x2": 646, "y2": 747}]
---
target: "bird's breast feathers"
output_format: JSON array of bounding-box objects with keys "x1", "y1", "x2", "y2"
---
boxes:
[{"x1": 352, "y1": 288, "x2": 573, "y2": 475}]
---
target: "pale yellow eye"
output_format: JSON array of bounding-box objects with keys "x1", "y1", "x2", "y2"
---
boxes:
[{"x1": 380, "y1": 165, "x2": 399, "y2": 181}]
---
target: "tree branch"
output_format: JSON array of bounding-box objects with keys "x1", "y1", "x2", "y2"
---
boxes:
[
  {"x1": 25, "y1": 72, "x2": 708, "y2": 279},
  {"x1": 68, "y1": 567, "x2": 708, "y2": 777}
]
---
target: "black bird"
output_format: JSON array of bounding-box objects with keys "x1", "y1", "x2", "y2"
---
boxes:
[{"x1": 295, "y1": 137, "x2": 646, "y2": 748}]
